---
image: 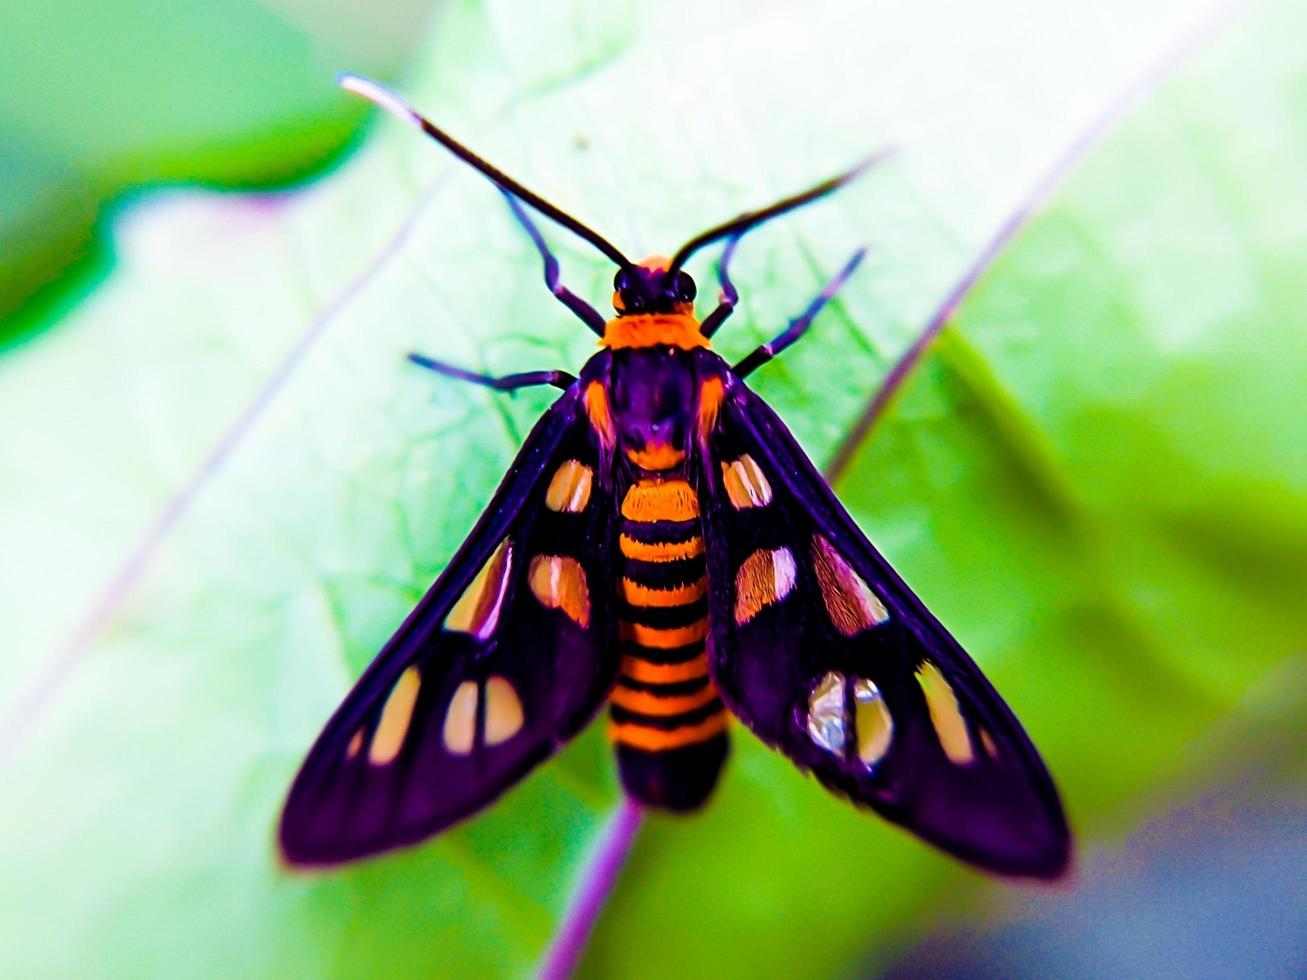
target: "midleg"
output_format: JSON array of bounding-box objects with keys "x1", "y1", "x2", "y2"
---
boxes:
[
  {"x1": 732, "y1": 248, "x2": 866, "y2": 378},
  {"x1": 501, "y1": 191, "x2": 607, "y2": 335},
  {"x1": 700, "y1": 234, "x2": 744, "y2": 338},
  {"x1": 408, "y1": 352, "x2": 575, "y2": 391}
]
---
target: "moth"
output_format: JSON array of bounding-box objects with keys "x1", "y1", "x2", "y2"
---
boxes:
[{"x1": 280, "y1": 75, "x2": 1071, "y2": 879}]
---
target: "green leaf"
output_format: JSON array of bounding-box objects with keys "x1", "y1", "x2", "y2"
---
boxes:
[
  {"x1": 0, "y1": 0, "x2": 434, "y2": 332},
  {"x1": 2, "y1": 0, "x2": 1304, "y2": 977}
]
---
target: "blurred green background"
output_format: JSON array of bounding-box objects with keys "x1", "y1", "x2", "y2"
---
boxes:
[
  {"x1": 0, "y1": 0, "x2": 432, "y2": 344},
  {"x1": 1, "y1": 0, "x2": 1304, "y2": 977}
]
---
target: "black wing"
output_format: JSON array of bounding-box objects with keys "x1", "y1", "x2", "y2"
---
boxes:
[
  {"x1": 700, "y1": 382, "x2": 1070, "y2": 878},
  {"x1": 281, "y1": 388, "x2": 618, "y2": 865}
]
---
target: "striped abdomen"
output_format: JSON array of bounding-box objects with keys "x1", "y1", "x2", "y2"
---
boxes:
[{"x1": 610, "y1": 474, "x2": 729, "y2": 810}]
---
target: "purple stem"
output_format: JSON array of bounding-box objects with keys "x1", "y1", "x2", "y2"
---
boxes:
[
  {"x1": 538, "y1": 797, "x2": 643, "y2": 980},
  {"x1": 822, "y1": 0, "x2": 1244, "y2": 484}
]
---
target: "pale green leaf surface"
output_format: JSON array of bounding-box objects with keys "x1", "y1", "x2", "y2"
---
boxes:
[{"x1": 2, "y1": 0, "x2": 1304, "y2": 977}]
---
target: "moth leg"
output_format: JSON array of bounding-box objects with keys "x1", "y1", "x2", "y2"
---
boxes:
[
  {"x1": 501, "y1": 190, "x2": 608, "y2": 336},
  {"x1": 700, "y1": 233, "x2": 745, "y2": 337},
  {"x1": 732, "y1": 247, "x2": 866, "y2": 378},
  {"x1": 408, "y1": 353, "x2": 575, "y2": 391}
]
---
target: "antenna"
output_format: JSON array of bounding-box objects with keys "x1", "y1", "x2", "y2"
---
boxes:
[
  {"x1": 341, "y1": 74, "x2": 633, "y2": 268},
  {"x1": 667, "y1": 148, "x2": 896, "y2": 273}
]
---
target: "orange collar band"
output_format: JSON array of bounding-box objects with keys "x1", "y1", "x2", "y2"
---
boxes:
[{"x1": 601, "y1": 313, "x2": 709, "y2": 351}]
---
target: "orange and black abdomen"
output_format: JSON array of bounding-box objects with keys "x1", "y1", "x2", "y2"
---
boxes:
[{"x1": 610, "y1": 474, "x2": 729, "y2": 809}]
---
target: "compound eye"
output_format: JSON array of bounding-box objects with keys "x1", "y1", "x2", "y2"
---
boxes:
[
  {"x1": 675, "y1": 271, "x2": 697, "y2": 302},
  {"x1": 623, "y1": 290, "x2": 645, "y2": 312},
  {"x1": 613, "y1": 269, "x2": 632, "y2": 292}
]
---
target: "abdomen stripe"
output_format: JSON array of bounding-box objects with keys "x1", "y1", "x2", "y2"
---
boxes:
[{"x1": 611, "y1": 477, "x2": 727, "y2": 753}]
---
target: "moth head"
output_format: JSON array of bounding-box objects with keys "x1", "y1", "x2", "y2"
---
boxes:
[{"x1": 613, "y1": 257, "x2": 697, "y2": 316}]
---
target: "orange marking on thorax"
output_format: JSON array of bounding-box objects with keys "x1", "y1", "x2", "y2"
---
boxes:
[
  {"x1": 621, "y1": 479, "x2": 699, "y2": 523},
  {"x1": 584, "y1": 381, "x2": 615, "y2": 448},
  {"x1": 697, "y1": 377, "x2": 724, "y2": 441},
  {"x1": 602, "y1": 314, "x2": 708, "y2": 350},
  {"x1": 626, "y1": 443, "x2": 685, "y2": 470},
  {"x1": 608, "y1": 711, "x2": 728, "y2": 751}
]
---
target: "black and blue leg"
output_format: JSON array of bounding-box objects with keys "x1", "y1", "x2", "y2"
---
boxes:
[
  {"x1": 732, "y1": 248, "x2": 867, "y2": 378},
  {"x1": 405, "y1": 188, "x2": 601, "y2": 392},
  {"x1": 501, "y1": 190, "x2": 607, "y2": 335},
  {"x1": 408, "y1": 353, "x2": 575, "y2": 392},
  {"x1": 700, "y1": 233, "x2": 745, "y2": 338}
]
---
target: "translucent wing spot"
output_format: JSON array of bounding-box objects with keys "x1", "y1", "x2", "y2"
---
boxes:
[
  {"x1": 346, "y1": 729, "x2": 363, "y2": 760},
  {"x1": 980, "y1": 727, "x2": 999, "y2": 760},
  {"x1": 445, "y1": 539, "x2": 514, "y2": 639},
  {"x1": 442, "y1": 680, "x2": 479, "y2": 755},
  {"x1": 484, "y1": 675, "x2": 524, "y2": 745},
  {"x1": 806, "y1": 673, "x2": 894, "y2": 769},
  {"x1": 811, "y1": 534, "x2": 889, "y2": 636},
  {"x1": 528, "y1": 554, "x2": 592, "y2": 627},
  {"x1": 852, "y1": 678, "x2": 893, "y2": 767},
  {"x1": 721, "y1": 454, "x2": 772, "y2": 509},
  {"x1": 915, "y1": 660, "x2": 975, "y2": 765},
  {"x1": 734, "y1": 547, "x2": 798, "y2": 625},
  {"x1": 621, "y1": 478, "x2": 699, "y2": 523},
  {"x1": 806, "y1": 671, "x2": 846, "y2": 753},
  {"x1": 369, "y1": 666, "x2": 421, "y2": 766},
  {"x1": 545, "y1": 459, "x2": 593, "y2": 512}
]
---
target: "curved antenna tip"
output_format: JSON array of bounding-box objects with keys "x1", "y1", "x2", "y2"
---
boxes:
[
  {"x1": 832, "y1": 146, "x2": 900, "y2": 193},
  {"x1": 667, "y1": 146, "x2": 898, "y2": 273},
  {"x1": 852, "y1": 144, "x2": 900, "y2": 177},
  {"x1": 337, "y1": 71, "x2": 630, "y2": 268},
  {"x1": 338, "y1": 72, "x2": 422, "y2": 131}
]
